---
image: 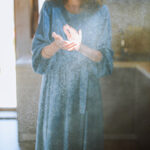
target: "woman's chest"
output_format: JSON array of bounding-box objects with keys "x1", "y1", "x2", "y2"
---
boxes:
[{"x1": 51, "y1": 8, "x2": 105, "y2": 48}]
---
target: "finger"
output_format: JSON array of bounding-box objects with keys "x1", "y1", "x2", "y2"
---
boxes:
[
  {"x1": 64, "y1": 24, "x2": 77, "y2": 36},
  {"x1": 63, "y1": 41, "x2": 76, "y2": 48},
  {"x1": 70, "y1": 27, "x2": 79, "y2": 37},
  {"x1": 64, "y1": 42, "x2": 77, "y2": 49},
  {"x1": 66, "y1": 24, "x2": 77, "y2": 33},
  {"x1": 64, "y1": 25, "x2": 79, "y2": 42},
  {"x1": 67, "y1": 46, "x2": 75, "y2": 51},
  {"x1": 52, "y1": 32, "x2": 57, "y2": 38},
  {"x1": 63, "y1": 26, "x2": 71, "y2": 40},
  {"x1": 78, "y1": 29, "x2": 82, "y2": 40},
  {"x1": 63, "y1": 40, "x2": 72, "y2": 46},
  {"x1": 64, "y1": 40, "x2": 71, "y2": 44},
  {"x1": 52, "y1": 32, "x2": 60, "y2": 40},
  {"x1": 63, "y1": 42, "x2": 73, "y2": 47},
  {"x1": 63, "y1": 25, "x2": 71, "y2": 34}
]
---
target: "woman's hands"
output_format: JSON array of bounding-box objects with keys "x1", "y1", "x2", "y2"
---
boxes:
[
  {"x1": 52, "y1": 32, "x2": 76, "y2": 50},
  {"x1": 63, "y1": 24, "x2": 82, "y2": 51},
  {"x1": 51, "y1": 24, "x2": 102, "y2": 62},
  {"x1": 52, "y1": 24, "x2": 82, "y2": 51}
]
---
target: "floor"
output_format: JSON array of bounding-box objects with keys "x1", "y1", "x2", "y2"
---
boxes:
[
  {"x1": 0, "y1": 120, "x2": 20, "y2": 149},
  {"x1": 0, "y1": 111, "x2": 140, "y2": 150}
]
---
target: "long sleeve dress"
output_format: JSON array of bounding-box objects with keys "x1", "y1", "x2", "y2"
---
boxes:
[{"x1": 31, "y1": 1, "x2": 114, "y2": 150}]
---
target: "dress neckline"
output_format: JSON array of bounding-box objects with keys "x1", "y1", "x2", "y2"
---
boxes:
[{"x1": 61, "y1": 4, "x2": 85, "y2": 16}]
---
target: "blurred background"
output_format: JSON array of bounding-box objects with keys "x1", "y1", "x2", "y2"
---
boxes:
[{"x1": 0, "y1": 0, "x2": 150, "y2": 149}]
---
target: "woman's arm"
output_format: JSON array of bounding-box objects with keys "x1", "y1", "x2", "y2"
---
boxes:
[
  {"x1": 41, "y1": 31, "x2": 79, "y2": 59},
  {"x1": 31, "y1": 1, "x2": 58, "y2": 75},
  {"x1": 42, "y1": 32, "x2": 103, "y2": 62},
  {"x1": 78, "y1": 43, "x2": 103, "y2": 62},
  {"x1": 41, "y1": 41, "x2": 59, "y2": 59}
]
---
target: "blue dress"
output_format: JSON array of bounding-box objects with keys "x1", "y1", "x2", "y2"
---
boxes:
[{"x1": 31, "y1": 1, "x2": 114, "y2": 150}]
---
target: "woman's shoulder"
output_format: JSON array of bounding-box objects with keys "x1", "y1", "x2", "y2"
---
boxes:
[
  {"x1": 42, "y1": 0, "x2": 57, "y2": 11},
  {"x1": 44, "y1": 0, "x2": 61, "y2": 8},
  {"x1": 97, "y1": 4, "x2": 110, "y2": 17},
  {"x1": 41, "y1": 0, "x2": 59, "y2": 15}
]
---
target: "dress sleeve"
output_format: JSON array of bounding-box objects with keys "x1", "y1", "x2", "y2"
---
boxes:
[
  {"x1": 31, "y1": 1, "x2": 56, "y2": 75},
  {"x1": 86, "y1": 5, "x2": 114, "y2": 79}
]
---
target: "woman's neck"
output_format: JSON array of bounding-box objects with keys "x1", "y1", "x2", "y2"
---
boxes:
[{"x1": 64, "y1": 0, "x2": 82, "y2": 14}]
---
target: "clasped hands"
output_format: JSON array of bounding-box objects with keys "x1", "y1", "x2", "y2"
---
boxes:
[{"x1": 52, "y1": 24, "x2": 82, "y2": 51}]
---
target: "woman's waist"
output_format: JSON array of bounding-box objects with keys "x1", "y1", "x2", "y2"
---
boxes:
[{"x1": 59, "y1": 55, "x2": 88, "y2": 71}]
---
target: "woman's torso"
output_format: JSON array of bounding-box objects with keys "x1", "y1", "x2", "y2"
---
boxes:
[{"x1": 45, "y1": 1, "x2": 107, "y2": 68}]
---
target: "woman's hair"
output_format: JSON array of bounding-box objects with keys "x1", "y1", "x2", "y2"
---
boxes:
[{"x1": 50, "y1": 0, "x2": 104, "y2": 9}]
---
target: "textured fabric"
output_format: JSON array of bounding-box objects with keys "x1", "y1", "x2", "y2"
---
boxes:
[{"x1": 31, "y1": 1, "x2": 114, "y2": 150}]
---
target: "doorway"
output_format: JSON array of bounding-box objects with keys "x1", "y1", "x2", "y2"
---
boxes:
[{"x1": 0, "y1": 0, "x2": 16, "y2": 110}]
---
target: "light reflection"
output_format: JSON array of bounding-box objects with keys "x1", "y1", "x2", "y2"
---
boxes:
[
  {"x1": 38, "y1": 0, "x2": 45, "y2": 13},
  {"x1": 0, "y1": 0, "x2": 16, "y2": 108}
]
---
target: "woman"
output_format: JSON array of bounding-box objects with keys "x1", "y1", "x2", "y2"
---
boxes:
[{"x1": 31, "y1": 0, "x2": 114, "y2": 149}]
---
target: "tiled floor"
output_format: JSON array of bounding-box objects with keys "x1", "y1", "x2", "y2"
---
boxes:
[{"x1": 0, "y1": 111, "x2": 140, "y2": 150}]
